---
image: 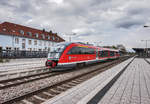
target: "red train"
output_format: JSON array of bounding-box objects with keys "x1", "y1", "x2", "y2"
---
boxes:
[{"x1": 45, "y1": 42, "x2": 120, "y2": 70}]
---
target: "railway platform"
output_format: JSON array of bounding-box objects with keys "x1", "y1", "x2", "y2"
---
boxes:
[{"x1": 42, "y1": 57, "x2": 150, "y2": 104}]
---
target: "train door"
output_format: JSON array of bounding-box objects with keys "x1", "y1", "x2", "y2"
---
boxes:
[{"x1": 96, "y1": 48, "x2": 98, "y2": 59}]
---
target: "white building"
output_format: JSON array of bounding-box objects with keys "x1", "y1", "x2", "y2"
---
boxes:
[{"x1": 0, "y1": 22, "x2": 65, "y2": 51}]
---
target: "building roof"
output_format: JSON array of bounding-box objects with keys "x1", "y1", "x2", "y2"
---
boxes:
[
  {"x1": 133, "y1": 48, "x2": 150, "y2": 52},
  {"x1": 0, "y1": 22, "x2": 65, "y2": 42}
]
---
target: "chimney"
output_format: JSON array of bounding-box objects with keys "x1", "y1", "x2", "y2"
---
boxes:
[
  {"x1": 43, "y1": 29, "x2": 45, "y2": 32},
  {"x1": 49, "y1": 30, "x2": 52, "y2": 34}
]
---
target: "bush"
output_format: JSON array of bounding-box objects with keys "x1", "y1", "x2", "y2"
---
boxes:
[
  {"x1": 0, "y1": 58, "x2": 10, "y2": 63},
  {"x1": 0, "y1": 58, "x2": 3, "y2": 63}
]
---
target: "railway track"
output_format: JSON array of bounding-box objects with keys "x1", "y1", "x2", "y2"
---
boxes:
[
  {"x1": 0, "y1": 66, "x2": 50, "y2": 81},
  {"x1": 144, "y1": 58, "x2": 150, "y2": 64},
  {"x1": 0, "y1": 71, "x2": 63, "y2": 89},
  {"x1": 1, "y1": 57, "x2": 130, "y2": 104}
]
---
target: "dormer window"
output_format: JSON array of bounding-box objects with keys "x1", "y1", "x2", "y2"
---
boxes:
[
  {"x1": 52, "y1": 36, "x2": 55, "y2": 40},
  {"x1": 2, "y1": 28, "x2": 6, "y2": 31},
  {"x1": 19, "y1": 30, "x2": 24, "y2": 35},
  {"x1": 35, "y1": 33, "x2": 39, "y2": 38},
  {"x1": 12, "y1": 30, "x2": 15, "y2": 32},
  {"x1": 57, "y1": 37, "x2": 59, "y2": 41},
  {"x1": 48, "y1": 36, "x2": 50, "y2": 40},
  {"x1": 27, "y1": 32, "x2": 32, "y2": 36},
  {"x1": 41, "y1": 34, "x2": 45, "y2": 39}
]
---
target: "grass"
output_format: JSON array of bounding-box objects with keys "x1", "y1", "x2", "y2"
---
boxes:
[
  {"x1": 0, "y1": 58, "x2": 3, "y2": 63},
  {"x1": 0, "y1": 58, "x2": 10, "y2": 63}
]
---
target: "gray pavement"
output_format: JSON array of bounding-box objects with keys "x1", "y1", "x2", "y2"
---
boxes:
[{"x1": 98, "y1": 58, "x2": 150, "y2": 104}]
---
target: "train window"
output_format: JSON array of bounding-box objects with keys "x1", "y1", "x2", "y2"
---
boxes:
[
  {"x1": 67, "y1": 47, "x2": 95, "y2": 54},
  {"x1": 67, "y1": 47, "x2": 78, "y2": 54},
  {"x1": 110, "y1": 51, "x2": 114, "y2": 56},
  {"x1": 99, "y1": 51, "x2": 108, "y2": 57}
]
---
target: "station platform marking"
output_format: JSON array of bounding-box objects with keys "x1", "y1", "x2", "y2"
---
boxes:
[{"x1": 42, "y1": 57, "x2": 134, "y2": 104}]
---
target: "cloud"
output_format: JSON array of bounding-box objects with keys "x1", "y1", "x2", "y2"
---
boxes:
[
  {"x1": 0, "y1": 0, "x2": 150, "y2": 50},
  {"x1": 115, "y1": 18, "x2": 145, "y2": 29}
]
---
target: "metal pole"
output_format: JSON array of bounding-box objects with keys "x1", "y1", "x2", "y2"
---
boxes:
[
  {"x1": 69, "y1": 36, "x2": 71, "y2": 42},
  {"x1": 141, "y1": 40, "x2": 150, "y2": 57},
  {"x1": 146, "y1": 40, "x2": 147, "y2": 57}
]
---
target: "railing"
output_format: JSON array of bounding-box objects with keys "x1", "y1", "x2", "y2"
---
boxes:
[{"x1": 0, "y1": 50, "x2": 48, "y2": 58}]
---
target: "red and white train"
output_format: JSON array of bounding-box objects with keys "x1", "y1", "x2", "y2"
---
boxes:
[{"x1": 45, "y1": 42, "x2": 120, "y2": 70}]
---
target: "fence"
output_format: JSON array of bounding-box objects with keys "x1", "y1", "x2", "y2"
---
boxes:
[{"x1": 0, "y1": 50, "x2": 48, "y2": 59}]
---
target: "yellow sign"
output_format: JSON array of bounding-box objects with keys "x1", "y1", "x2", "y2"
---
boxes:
[{"x1": 78, "y1": 45, "x2": 88, "y2": 48}]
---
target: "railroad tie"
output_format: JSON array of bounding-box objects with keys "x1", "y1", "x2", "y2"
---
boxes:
[
  {"x1": 71, "y1": 80, "x2": 81, "y2": 84},
  {"x1": 43, "y1": 92, "x2": 55, "y2": 97},
  {"x1": 0, "y1": 84, "x2": 5, "y2": 87},
  {"x1": 57, "y1": 86, "x2": 66, "y2": 90},
  {"x1": 33, "y1": 95, "x2": 46, "y2": 101},
  {"x1": 62, "y1": 84, "x2": 72, "y2": 88},
  {"x1": 7, "y1": 82, "x2": 13, "y2": 84},
  {"x1": 22, "y1": 99, "x2": 34, "y2": 104},
  {"x1": 50, "y1": 89, "x2": 61, "y2": 93}
]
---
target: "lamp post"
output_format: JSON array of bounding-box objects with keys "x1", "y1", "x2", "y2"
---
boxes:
[
  {"x1": 141, "y1": 40, "x2": 150, "y2": 57},
  {"x1": 143, "y1": 25, "x2": 150, "y2": 57},
  {"x1": 67, "y1": 33, "x2": 76, "y2": 42}
]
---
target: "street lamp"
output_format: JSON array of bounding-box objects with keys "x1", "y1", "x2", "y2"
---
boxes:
[
  {"x1": 143, "y1": 25, "x2": 150, "y2": 57},
  {"x1": 67, "y1": 33, "x2": 76, "y2": 42},
  {"x1": 141, "y1": 40, "x2": 150, "y2": 57},
  {"x1": 144, "y1": 25, "x2": 149, "y2": 28}
]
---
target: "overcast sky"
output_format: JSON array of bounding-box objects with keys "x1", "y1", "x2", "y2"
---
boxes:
[{"x1": 0, "y1": 0, "x2": 150, "y2": 51}]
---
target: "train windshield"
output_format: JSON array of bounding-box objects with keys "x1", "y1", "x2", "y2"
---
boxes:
[{"x1": 48, "y1": 43, "x2": 66, "y2": 59}]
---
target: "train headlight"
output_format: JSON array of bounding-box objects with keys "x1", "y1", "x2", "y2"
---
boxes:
[{"x1": 55, "y1": 53, "x2": 60, "y2": 58}]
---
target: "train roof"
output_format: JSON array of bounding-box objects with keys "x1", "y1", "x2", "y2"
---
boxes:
[
  {"x1": 101, "y1": 48, "x2": 119, "y2": 52},
  {"x1": 56, "y1": 42, "x2": 119, "y2": 52}
]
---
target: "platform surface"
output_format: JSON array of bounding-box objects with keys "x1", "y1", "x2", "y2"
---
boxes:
[
  {"x1": 98, "y1": 58, "x2": 150, "y2": 104},
  {"x1": 43, "y1": 57, "x2": 134, "y2": 104}
]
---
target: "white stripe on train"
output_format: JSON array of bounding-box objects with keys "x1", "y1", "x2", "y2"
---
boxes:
[{"x1": 58, "y1": 57, "x2": 117, "y2": 65}]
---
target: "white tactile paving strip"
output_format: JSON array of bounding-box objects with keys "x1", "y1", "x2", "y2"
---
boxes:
[
  {"x1": 98, "y1": 58, "x2": 150, "y2": 104},
  {"x1": 146, "y1": 58, "x2": 150, "y2": 63},
  {"x1": 42, "y1": 57, "x2": 134, "y2": 104}
]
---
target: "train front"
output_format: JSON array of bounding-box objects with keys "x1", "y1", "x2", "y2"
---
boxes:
[{"x1": 45, "y1": 43, "x2": 66, "y2": 69}]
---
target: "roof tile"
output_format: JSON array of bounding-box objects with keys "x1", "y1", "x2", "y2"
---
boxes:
[{"x1": 0, "y1": 22, "x2": 65, "y2": 42}]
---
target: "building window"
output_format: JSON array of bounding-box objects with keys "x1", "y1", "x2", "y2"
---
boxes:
[
  {"x1": 39, "y1": 40, "x2": 42, "y2": 46},
  {"x1": 28, "y1": 48, "x2": 32, "y2": 51},
  {"x1": 35, "y1": 33, "x2": 39, "y2": 38},
  {"x1": 22, "y1": 43, "x2": 25, "y2": 49},
  {"x1": 41, "y1": 34, "x2": 45, "y2": 39},
  {"x1": 52, "y1": 36, "x2": 55, "y2": 40},
  {"x1": 14, "y1": 47, "x2": 19, "y2": 51},
  {"x1": 12, "y1": 30, "x2": 15, "y2": 32},
  {"x1": 6, "y1": 47, "x2": 11, "y2": 50},
  {"x1": 48, "y1": 36, "x2": 50, "y2": 40},
  {"x1": 44, "y1": 41, "x2": 46, "y2": 46},
  {"x1": 48, "y1": 42, "x2": 51, "y2": 46},
  {"x1": 15, "y1": 38, "x2": 19, "y2": 44},
  {"x1": 19, "y1": 30, "x2": 24, "y2": 35},
  {"x1": 57, "y1": 37, "x2": 59, "y2": 41},
  {"x1": 22, "y1": 39, "x2": 26, "y2": 43},
  {"x1": 27, "y1": 32, "x2": 32, "y2": 36},
  {"x1": 34, "y1": 40, "x2": 37, "y2": 45},
  {"x1": 28, "y1": 40, "x2": 32, "y2": 45},
  {"x1": 48, "y1": 48, "x2": 50, "y2": 51},
  {"x1": 2, "y1": 28, "x2": 6, "y2": 31}
]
